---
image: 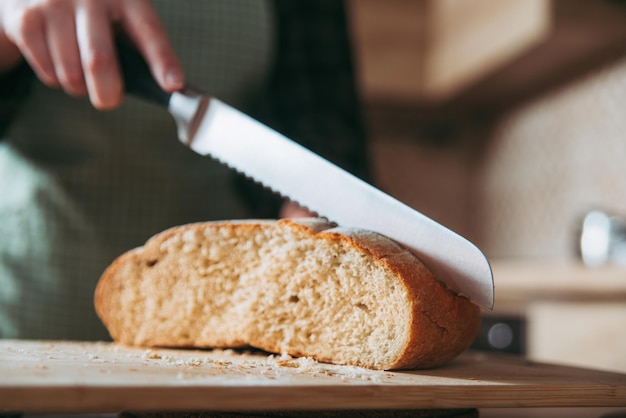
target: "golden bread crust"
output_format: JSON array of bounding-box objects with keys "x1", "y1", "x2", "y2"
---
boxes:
[{"x1": 95, "y1": 218, "x2": 480, "y2": 370}]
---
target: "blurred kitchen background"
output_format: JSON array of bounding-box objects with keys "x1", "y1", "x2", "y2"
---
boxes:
[{"x1": 345, "y1": 0, "x2": 626, "y2": 373}]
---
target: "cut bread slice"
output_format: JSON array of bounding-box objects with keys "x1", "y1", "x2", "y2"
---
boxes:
[{"x1": 94, "y1": 218, "x2": 481, "y2": 370}]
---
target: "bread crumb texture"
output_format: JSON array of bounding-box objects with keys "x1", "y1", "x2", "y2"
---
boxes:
[{"x1": 95, "y1": 218, "x2": 480, "y2": 370}]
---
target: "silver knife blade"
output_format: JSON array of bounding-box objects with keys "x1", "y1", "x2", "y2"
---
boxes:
[{"x1": 169, "y1": 91, "x2": 494, "y2": 310}]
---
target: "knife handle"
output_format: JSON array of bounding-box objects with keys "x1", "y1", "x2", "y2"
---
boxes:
[{"x1": 116, "y1": 41, "x2": 171, "y2": 108}]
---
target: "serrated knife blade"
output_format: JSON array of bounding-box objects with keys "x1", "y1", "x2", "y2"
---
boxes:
[
  {"x1": 117, "y1": 43, "x2": 495, "y2": 310},
  {"x1": 169, "y1": 93, "x2": 494, "y2": 310}
]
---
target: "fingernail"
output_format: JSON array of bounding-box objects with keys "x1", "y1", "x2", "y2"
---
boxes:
[{"x1": 165, "y1": 68, "x2": 184, "y2": 90}]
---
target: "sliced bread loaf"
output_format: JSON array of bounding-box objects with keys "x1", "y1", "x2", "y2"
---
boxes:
[{"x1": 94, "y1": 218, "x2": 481, "y2": 370}]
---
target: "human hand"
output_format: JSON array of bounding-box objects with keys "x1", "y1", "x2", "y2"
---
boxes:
[
  {"x1": 0, "y1": 0, "x2": 184, "y2": 109},
  {"x1": 279, "y1": 201, "x2": 317, "y2": 219}
]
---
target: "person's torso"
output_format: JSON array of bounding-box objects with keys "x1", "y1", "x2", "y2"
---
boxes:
[{"x1": 0, "y1": 0, "x2": 275, "y2": 339}]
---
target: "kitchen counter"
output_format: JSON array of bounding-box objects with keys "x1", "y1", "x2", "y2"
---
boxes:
[
  {"x1": 484, "y1": 261, "x2": 626, "y2": 373},
  {"x1": 491, "y1": 261, "x2": 626, "y2": 313}
]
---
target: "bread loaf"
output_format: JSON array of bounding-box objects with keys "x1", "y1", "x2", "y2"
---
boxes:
[{"x1": 94, "y1": 218, "x2": 481, "y2": 370}]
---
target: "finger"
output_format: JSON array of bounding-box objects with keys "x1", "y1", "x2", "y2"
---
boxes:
[
  {"x1": 75, "y1": 1, "x2": 121, "y2": 109},
  {"x1": 5, "y1": 6, "x2": 58, "y2": 86},
  {"x1": 119, "y1": 0, "x2": 184, "y2": 92},
  {"x1": 44, "y1": 1, "x2": 87, "y2": 96},
  {"x1": 279, "y1": 201, "x2": 317, "y2": 219}
]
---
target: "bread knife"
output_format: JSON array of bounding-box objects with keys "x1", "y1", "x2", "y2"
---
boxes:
[{"x1": 117, "y1": 43, "x2": 495, "y2": 310}]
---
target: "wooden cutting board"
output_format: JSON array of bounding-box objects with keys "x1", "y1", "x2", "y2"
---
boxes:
[{"x1": 1, "y1": 340, "x2": 625, "y2": 413}]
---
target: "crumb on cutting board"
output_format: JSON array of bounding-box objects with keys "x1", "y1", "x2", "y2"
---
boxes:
[{"x1": 132, "y1": 347, "x2": 392, "y2": 383}]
